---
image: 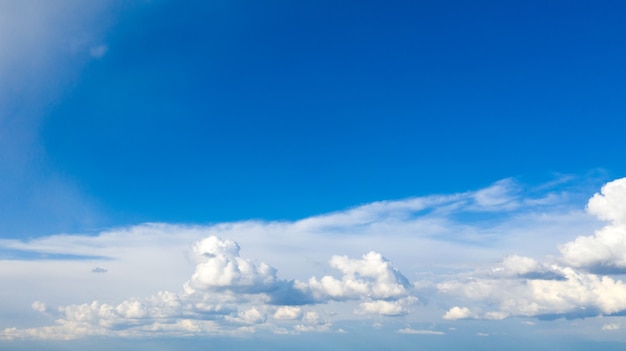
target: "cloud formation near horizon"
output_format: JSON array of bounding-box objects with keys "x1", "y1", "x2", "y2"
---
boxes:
[
  {"x1": 439, "y1": 178, "x2": 626, "y2": 321},
  {"x1": 2, "y1": 177, "x2": 626, "y2": 340},
  {"x1": 2, "y1": 235, "x2": 412, "y2": 339}
]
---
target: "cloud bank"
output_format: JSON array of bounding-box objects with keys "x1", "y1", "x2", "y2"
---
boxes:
[
  {"x1": 2, "y1": 176, "x2": 626, "y2": 340},
  {"x1": 439, "y1": 178, "x2": 626, "y2": 321},
  {"x1": 2, "y1": 235, "x2": 411, "y2": 339}
]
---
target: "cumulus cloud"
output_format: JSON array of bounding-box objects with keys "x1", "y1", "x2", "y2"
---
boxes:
[
  {"x1": 439, "y1": 261, "x2": 626, "y2": 319},
  {"x1": 295, "y1": 251, "x2": 416, "y2": 316},
  {"x1": 302, "y1": 252, "x2": 410, "y2": 301},
  {"x1": 560, "y1": 178, "x2": 626, "y2": 272},
  {"x1": 434, "y1": 177, "x2": 626, "y2": 322},
  {"x1": 587, "y1": 178, "x2": 626, "y2": 224},
  {"x1": 358, "y1": 297, "x2": 417, "y2": 316},
  {"x1": 442, "y1": 306, "x2": 474, "y2": 320},
  {"x1": 490, "y1": 255, "x2": 565, "y2": 280},
  {"x1": 1, "y1": 235, "x2": 418, "y2": 339},
  {"x1": 273, "y1": 306, "x2": 303, "y2": 320},
  {"x1": 184, "y1": 236, "x2": 280, "y2": 294}
]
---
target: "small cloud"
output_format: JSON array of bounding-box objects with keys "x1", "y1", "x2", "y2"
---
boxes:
[
  {"x1": 398, "y1": 328, "x2": 445, "y2": 335},
  {"x1": 91, "y1": 267, "x2": 107, "y2": 273},
  {"x1": 443, "y1": 306, "x2": 473, "y2": 320},
  {"x1": 476, "y1": 332, "x2": 489, "y2": 337},
  {"x1": 484, "y1": 311, "x2": 508, "y2": 320},
  {"x1": 273, "y1": 328, "x2": 289, "y2": 335},
  {"x1": 602, "y1": 323, "x2": 620, "y2": 331},
  {"x1": 89, "y1": 44, "x2": 108, "y2": 58},
  {"x1": 273, "y1": 306, "x2": 302, "y2": 320},
  {"x1": 523, "y1": 321, "x2": 535, "y2": 326},
  {"x1": 31, "y1": 301, "x2": 47, "y2": 313}
]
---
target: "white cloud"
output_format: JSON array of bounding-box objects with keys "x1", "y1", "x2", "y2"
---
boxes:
[
  {"x1": 227, "y1": 307, "x2": 266, "y2": 325},
  {"x1": 184, "y1": 236, "x2": 280, "y2": 294},
  {"x1": 358, "y1": 297, "x2": 417, "y2": 316},
  {"x1": 442, "y1": 306, "x2": 474, "y2": 320},
  {"x1": 499, "y1": 255, "x2": 542, "y2": 276},
  {"x1": 302, "y1": 251, "x2": 410, "y2": 301},
  {"x1": 471, "y1": 178, "x2": 520, "y2": 210},
  {"x1": 31, "y1": 301, "x2": 47, "y2": 314},
  {"x1": 273, "y1": 306, "x2": 303, "y2": 320},
  {"x1": 560, "y1": 178, "x2": 626, "y2": 271},
  {"x1": 587, "y1": 178, "x2": 626, "y2": 224},
  {"x1": 439, "y1": 261, "x2": 626, "y2": 319},
  {"x1": 433, "y1": 178, "x2": 626, "y2": 322},
  {"x1": 397, "y1": 328, "x2": 445, "y2": 335},
  {"x1": 602, "y1": 323, "x2": 620, "y2": 331},
  {"x1": 293, "y1": 323, "x2": 331, "y2": 333}
]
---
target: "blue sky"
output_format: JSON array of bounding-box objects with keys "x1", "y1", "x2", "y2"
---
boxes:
[{"x1": 2, "y1": 0, "x2": 626, "y2": 349}]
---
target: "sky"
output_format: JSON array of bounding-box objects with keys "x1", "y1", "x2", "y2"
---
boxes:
[{"x1": 1, "y1": 0, "x2": 626, "y2": 349}]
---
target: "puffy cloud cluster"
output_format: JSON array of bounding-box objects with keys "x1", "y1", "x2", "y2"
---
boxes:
[
  {"x1": 303, "y1": 252, "x2": 410, "y2": 300},
  {"x1": 437, "y1": 177, "x2": 626, "y2": 321},
  {"x1": 184, "y1": 236, "x2": 279, "y2": 294},
  {"x1": 439, "y1": 262, "x2": 626, "y2": 319},
  {"x1": 442, "y1": 306, "x2": 474, "y2": 320},
  {"x1": 298, "y1": 251, "x2": 414, "y2": 316},
  {"x1": 2, "y1": 236, "x2": 416, "y2": 340}
]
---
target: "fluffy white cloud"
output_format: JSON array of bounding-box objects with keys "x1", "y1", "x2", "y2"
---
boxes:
[
  {"x1": 358, "y1": 297, "x2": 417, "y2": 316},
  {"x1": 434, "y1": 178, "x2": 626, "y2": 322},
  {"x1": 442, "y1": 306, "x2": 474, "y2": 320},
  {"x1": 184, "y1": 236, "x2": 279, "y2": 294},
  {"x1": 439, "y1": 261, "x2": 626, "y2": 319},
  {"x1": 294, "y1": 251, "x2": 416, "y2": 317},
  {"x1": 560, "y1": 178, "x2": 626, "y2": 271},
  {"x1": 587, "y1": 178, "x2": 626, "y2": 224},
  {"x1": 302, "y1": 252, "x2": 410, "y2": 301},
  {"x1": 273, "y1": 306, "x2": 303, "y2": 320}
]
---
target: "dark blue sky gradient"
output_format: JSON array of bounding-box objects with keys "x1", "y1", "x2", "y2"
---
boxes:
[{"x1": 42, "y1": 0, "x2": 626, "y2": 225}]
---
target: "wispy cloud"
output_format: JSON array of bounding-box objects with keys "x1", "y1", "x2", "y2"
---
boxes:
[
  {"x1": 602, "y1": 323, "x2": 620, "y2": 331},
  {"x1": 397, "y1": 328, "x2": 445, "y2": 335}
]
